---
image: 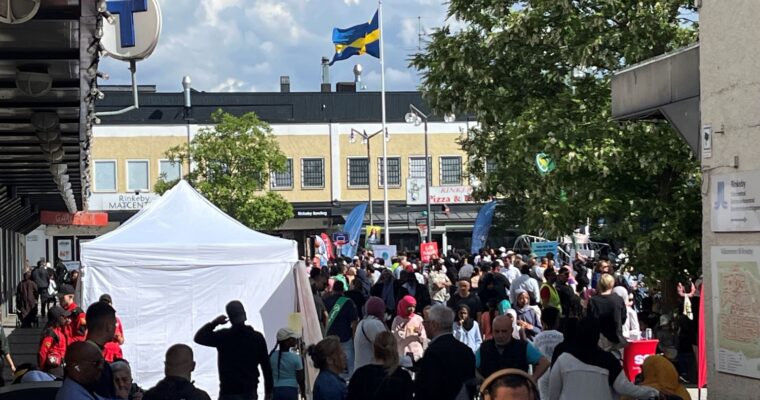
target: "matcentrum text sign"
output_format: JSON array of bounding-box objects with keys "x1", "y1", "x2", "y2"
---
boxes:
[{"x1": 88, "y1": 193, "x2": 159, "y2": 211}]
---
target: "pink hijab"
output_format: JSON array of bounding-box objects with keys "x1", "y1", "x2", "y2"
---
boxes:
[{"x1": 396, "y1": 295, "x2": 417, "y2": 319}]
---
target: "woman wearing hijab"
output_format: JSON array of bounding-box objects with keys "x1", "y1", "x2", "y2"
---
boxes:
[
  {"x1": 613, "y1": 286, "x2": 641, "y2": 341},
  {"x1": 15, "y1": 272, "x2": 37, "y2": 328},
  {"x1": 481, "y1": 299, "x2": 513, "y2": 341},
  {"x1": 354, "y1": 297, "x2": 388, "y2": 370},
  {"x1": 514, "y1": 289, "x2": 542, "y2": 341},
  {"x1": 391, "y1": 295, "x2": 427, "y2": 362},
  {"x1": 629, "y1": 355, "x2": 691, "y2": 400},
  {"x1": 453, "y1": 304, "x2": 482, "y2": 353},
  {"x1": 548, "y1": 318, "x2": 659, "y2": 400}
]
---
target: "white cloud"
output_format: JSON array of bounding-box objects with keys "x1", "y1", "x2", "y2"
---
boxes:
[
  {"x1": 101, "y1": 0, "x2": 457, "y2": 92},
  {"x1": 211, "y1": 78, "x2": 247, "y2": 92}
]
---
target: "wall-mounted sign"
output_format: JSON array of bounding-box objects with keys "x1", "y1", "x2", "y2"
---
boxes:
[
  {"x1": 41, "y1": 211, "x2": 109, "y2": 226},
  {"x1": 295, "y1": 209, "x2": 332, "y2": 218},
  {"x1": 101, "y1": 0, "x2": 162, "y2": 61},
  {"x1": 332, "y1": 232, "x2": 348, "y2": 246},
  {"x1": 711, "y1": 170, "x2": 760, "y2": 232},
  {"x1": 407, "y1": 179, "x2": 475, "y2": 205},
  {"x1": 89, "y1": 193, "x2": 159, "y2": 211},
  {"x1": 57, "y1": 239, "x2": 73, "y2": 261}
]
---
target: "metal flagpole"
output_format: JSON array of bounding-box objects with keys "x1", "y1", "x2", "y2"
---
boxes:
[{"x1": 378, "y1": 0, "x2": 390, "y2": 245}]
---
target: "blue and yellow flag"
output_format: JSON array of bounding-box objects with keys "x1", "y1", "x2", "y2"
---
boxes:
[{"x1": 330, "y1": 11, "x2": 380, "y2": 65}]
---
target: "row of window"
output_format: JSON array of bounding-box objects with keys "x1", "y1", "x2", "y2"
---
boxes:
[
  {"x1": 271, "y1": 156, "x2": 464, "y2": 189},
  {"x1": 94, "y1": 156, "x2": 465, "y2": 192},
  {"x1": 94, "y1": 160, "x2": 182, "y2": 192}
]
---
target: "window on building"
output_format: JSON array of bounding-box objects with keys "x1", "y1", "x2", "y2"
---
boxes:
[
  {"x1": 301, "y1": 158, "x2": 324, "y2": 188},
  {"x1": 271, "y1": 159, "x2": 293, "y2": 189},
  {"x1": 440, "y1": 156, "x2": 463, "y2": 185},
  {"x1": 377, "y1": 157, "x2": 401, "y2": 187},
  {"x1": 94, "y1": 160, "x2": 116, "y2": 191},
  {"x1": 348, "y1": 158, "x2": 369, "y2": 188},
  {"x1": 159, "y1": 160, "x2": 182, "y2": 182},
  {"x1": 127, "y1": 160, "x2": 149, "y2": 191},
  {"x1": 409, "y1": 156, "x2": 432, "y2": 184}
]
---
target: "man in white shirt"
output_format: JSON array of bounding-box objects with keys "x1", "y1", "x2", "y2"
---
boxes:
[
  {"x1": 532, "y1": 307, "x2": 564, "y2": 400},
  {"x1": 503, "y1": 253, "x2": 521, "y2": 284}
]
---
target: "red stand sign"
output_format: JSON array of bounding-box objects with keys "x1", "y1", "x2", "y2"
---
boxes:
[{"x1": 420, "y1": 242, "x2": 439, "y2": 263}]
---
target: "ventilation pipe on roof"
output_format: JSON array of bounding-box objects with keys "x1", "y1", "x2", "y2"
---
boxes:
[
  {"x1": 321, "y1": 57, "x2": 331, "y2": 93},
  {"x1": 280, "y1": 76, "x2": 291, "y2": 93}
]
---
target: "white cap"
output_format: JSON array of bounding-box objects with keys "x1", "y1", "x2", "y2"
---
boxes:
[{"x1": 498, "y1": 246, "x2": 506, "y2": 253}]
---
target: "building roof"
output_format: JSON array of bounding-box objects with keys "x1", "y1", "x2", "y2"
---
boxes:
[
  {"x1": 96, "y1": 88, "x2": 463, "y2": 125},
  {"x1": 0, "y1": 0, "x2": 99, "y2": 233}
]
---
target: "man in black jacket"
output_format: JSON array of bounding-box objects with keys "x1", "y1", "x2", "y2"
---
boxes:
[
  {"x1": 31, "y1": 261, "x2": 49, "y2": 317},
  {"x1": 194, "y1": 301, "x2": 273, "y2": 400},
  {"x1": 144, "y1": 344, "x2": 211, "y2": 400},
  {"x1": 415, "y1": 304, "x2": 475, "y2": 400}
]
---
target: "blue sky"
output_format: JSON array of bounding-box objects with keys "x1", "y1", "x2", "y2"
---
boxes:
[{"x1": 100, "y1": 0, "x2": 456, "y2": 93}]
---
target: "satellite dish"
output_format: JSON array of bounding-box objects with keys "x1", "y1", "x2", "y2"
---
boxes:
[{"x1": 0, "y1": 0, "x2": 41, "y2": 24}]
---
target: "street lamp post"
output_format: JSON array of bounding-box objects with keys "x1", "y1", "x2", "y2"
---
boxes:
[
  {"x1": 350, "y1": 128, "x2": 384, "y2": 227},
  {"x1": 405, "y1": 105, "x2": 456, "y2": 245},
  {"x1": 405, "y1": 105, "x2": 432, "y2": 243}
]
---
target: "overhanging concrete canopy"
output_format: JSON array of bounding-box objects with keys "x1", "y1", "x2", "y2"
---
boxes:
[{"x1": 611, "y1": 44, "x2": 700, "y2": 156}]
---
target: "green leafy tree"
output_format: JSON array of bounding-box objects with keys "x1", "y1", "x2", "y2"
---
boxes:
[
  {"x1": 411, "y1": 1, "x2": 701, "y2": 284},
  {"x1": 155, "y1": 110, "x2": 293, "y2": 230}
]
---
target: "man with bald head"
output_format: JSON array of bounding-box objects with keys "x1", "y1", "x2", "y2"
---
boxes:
[
  {"x1": 56, "y1": 341, "x2": 104, "y2": 400},
  {"x1": 144, "y1": 344, "x2": 211, "y2": 400},
  {"x1": 476, "y1": 315, "x2": 549, "y2": 381}
]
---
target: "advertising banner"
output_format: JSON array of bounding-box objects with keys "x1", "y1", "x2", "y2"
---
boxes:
[{"x1": 420, "y1": 242, "x2": 439, "y2": 263}]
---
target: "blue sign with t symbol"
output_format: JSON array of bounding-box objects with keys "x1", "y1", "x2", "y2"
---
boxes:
[{"x1": 107, "y1": 0, "x2": 148, "y2": 48}]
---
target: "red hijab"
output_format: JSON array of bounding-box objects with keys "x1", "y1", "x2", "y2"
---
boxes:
[{"x1": 397, "y1": 295, "x2": 417, "y2": 319}]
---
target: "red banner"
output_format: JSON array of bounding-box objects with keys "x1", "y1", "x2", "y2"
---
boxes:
[
  {"x1": 40, "y1": 211, "x2": 109, "y2": 226},
  {"x1": 420, "y1": 242, "x2": 439, "y2": 263},
  {"x1": 320, "y1": 233, "x2": 335, "y2": 260}
]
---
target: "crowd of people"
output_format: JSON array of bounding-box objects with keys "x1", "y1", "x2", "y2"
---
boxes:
[
  {"x1": 2, "y1": 248, "x2": 700, "y2": 400},
  {"x1": 303, "y1": 246, "x2": 698, "y2": 400}
]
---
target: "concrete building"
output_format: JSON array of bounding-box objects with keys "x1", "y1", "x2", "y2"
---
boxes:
[
  {"x1": 48, "y1": 85, "x2": 495, "y2": 259},
  {"x1": 612, "y1": 2, "x2": 760, "y2": 397}
]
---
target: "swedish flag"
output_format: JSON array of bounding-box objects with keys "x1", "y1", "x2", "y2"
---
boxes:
[{"x1": 330, "y1": 10, "x2": 380, "y2": 66}]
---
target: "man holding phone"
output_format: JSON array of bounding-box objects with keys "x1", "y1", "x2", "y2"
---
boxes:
[{"x1": 195, "y1": 301, "x2": 273, "y2": 400}]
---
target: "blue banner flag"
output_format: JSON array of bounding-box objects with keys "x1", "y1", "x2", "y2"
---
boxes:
[
  {"x1": 341, "y1": 203, "x2": 368, "y2": 258},
  {"x1": 330, "y1": 10, "x2": 380, "y2": 66},
  {"x1": 471, "y1": 201, "x2": 497, "y2": 254}
]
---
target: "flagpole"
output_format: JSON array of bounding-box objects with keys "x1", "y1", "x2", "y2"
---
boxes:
[{"x1": 378, "y1": 0, "x2": 390, "y2": 246}]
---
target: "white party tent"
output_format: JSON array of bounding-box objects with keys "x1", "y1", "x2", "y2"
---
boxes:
[{"x1": 80, "y1": 180, "x2": 319, "y2": 397}]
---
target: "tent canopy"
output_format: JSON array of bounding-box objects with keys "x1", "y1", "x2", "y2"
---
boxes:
[
  {"x1": 80, "y1": 181, "x2": 300, "y2": 397},
  {"x1": 82, "y1": 180, "x2": 297, "y2": 266}
]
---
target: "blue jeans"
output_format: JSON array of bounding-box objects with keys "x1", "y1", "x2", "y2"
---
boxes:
[
  {"x1": 272, "y1": 386, "x2": 299, "y2": 400},
  {"x1": 340, "y1": 338, "x2": 355, "y2": 379}
]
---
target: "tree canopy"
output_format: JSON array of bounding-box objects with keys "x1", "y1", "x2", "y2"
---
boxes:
[
  {"x1": 411, "y1": 0, "x2": 700, "y2": 280},
  {"x1": 155, "y1": 110, "x2": 293, "y2": 231}
]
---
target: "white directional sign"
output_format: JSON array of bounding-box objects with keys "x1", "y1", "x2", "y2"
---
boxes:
[{"x1": 711, "y1": 170, "x2": 760, "y2": 232}]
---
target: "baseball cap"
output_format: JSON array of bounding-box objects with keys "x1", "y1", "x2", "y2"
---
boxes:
[
  {"x1": 225, "y1": 301, "x2": 247, "y2": 324},
  {"x1": 48, "y1": 306, "x2": 71, "y2": 320},
  {"x1": 59, "y1": 284, "x2": 75, "y2": 296},
  {"x1": 276, "y1": 327, "x2": 301, "y2": 342},
  {"x1": 498, "y1": 246, "x2": 506, "y2": 253},
  {"x1": 506, "y1": 250, "x2": 515, "y2": 256}
]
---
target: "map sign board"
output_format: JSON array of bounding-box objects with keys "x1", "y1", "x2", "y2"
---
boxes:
[
  {"x1": 711, "y1": 246, "x2": 760, "y2": 379},
  {"x1": 711, "y1": 170, "x2": 760, "y2": 232}
]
